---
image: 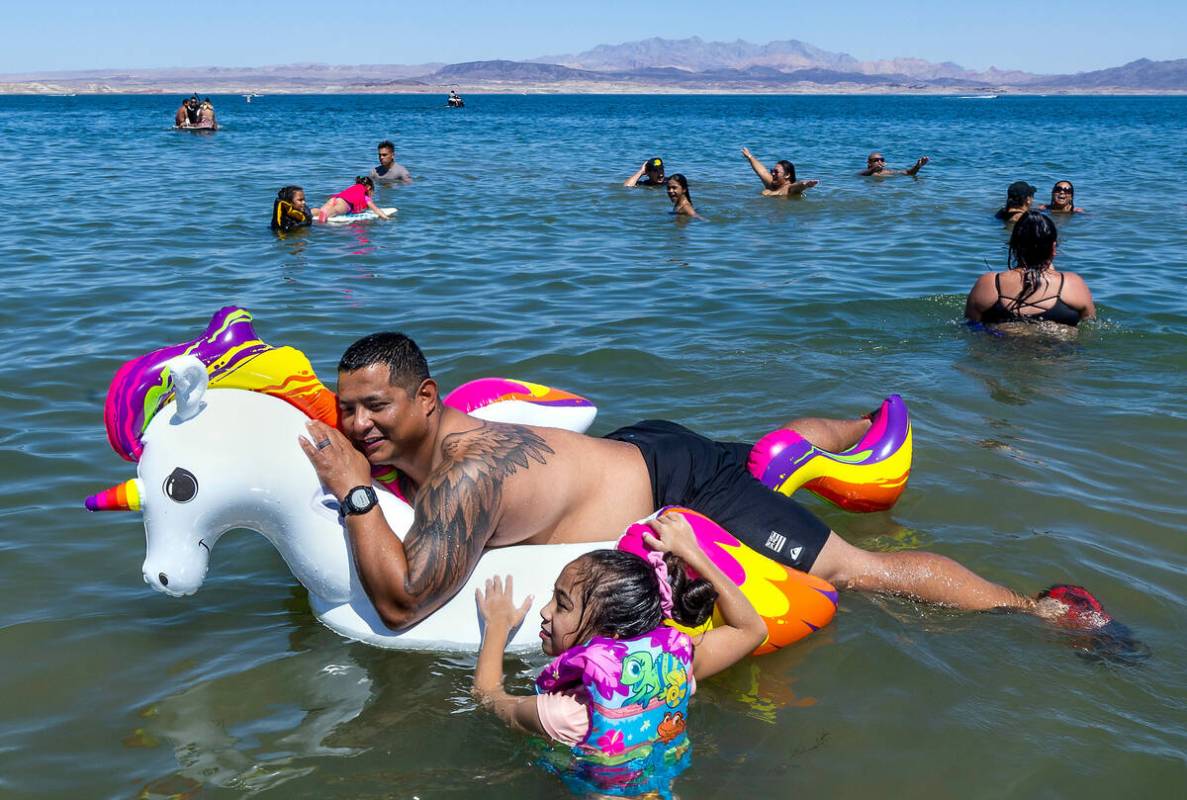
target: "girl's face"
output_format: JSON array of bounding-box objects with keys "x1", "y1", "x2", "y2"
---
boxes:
[
  {"x1": 539, "y1": 560, "x2": 587, "y2": 656},
  {"x1": 666, "y1": 180, "x2": 685, "y2": 203},
  {"x1": 291, "y1": 190, "x2": 305, "y2": 206},
  {"x1": 770, "y1": 163, "x2": 788, "y2": 184}
]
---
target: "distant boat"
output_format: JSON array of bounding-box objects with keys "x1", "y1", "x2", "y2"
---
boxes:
[{"x1": 956, "y1": 94, "x2": 998, "y2": 100}]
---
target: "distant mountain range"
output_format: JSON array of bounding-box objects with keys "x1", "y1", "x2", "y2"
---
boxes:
[{"x1": 2, "y1": 37, "x2": 1184, "y2": 94}]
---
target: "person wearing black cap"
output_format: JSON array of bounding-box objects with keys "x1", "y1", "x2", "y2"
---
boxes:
[
  {"x1": 624, "y1": 158, "x2": 666, "y2": 187},
  {"x1": 995, "y1": 181, "x2": 1037, "y2": 223}
]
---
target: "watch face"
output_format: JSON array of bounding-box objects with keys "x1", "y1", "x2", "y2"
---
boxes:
[{"x1": 349, "y1": 488, "x2": 371, "y2": 509}]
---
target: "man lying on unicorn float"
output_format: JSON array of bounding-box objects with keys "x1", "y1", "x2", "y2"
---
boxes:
[{"x1": 302, "y1": 331, "x2": 1114, "y2": 635}]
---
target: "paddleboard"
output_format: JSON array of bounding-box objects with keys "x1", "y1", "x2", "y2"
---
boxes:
[{"x1": 325, "y1": 207, "x2": 398, "y2": 225}]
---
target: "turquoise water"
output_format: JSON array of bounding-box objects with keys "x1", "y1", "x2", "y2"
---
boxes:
[{"x1": 1, "y1": 94, "x2": 1185, "y2": 798}]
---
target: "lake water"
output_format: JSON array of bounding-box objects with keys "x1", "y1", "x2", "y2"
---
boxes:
[{"x1": 0, "y1": 93, "x2": 1185, "y2": 798}]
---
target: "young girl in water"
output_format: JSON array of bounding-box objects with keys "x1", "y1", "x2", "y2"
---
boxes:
[
  {"x1": 270, "y1": 185, "x2": 312, "y2": 234},
  {"x1": 315, "y1": 176, "x2": 391, "y2": 223},
  {"x1": 473, "y1": 512, "x2": 765, "y2": 797},
  {"x1": 664, "y1": 174, "x2": 701, "y2": 219}
]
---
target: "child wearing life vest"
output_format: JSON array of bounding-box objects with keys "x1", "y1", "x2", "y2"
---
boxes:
[
  {"x1": 270, "y1": 185, "x2": 312, "y2": 234},
  {"x1": 315, "y1": 176, "x2": 391, "y2": 223},
  {"x1": 473, "y1": 512, "x2": 766, "y2": 797}
]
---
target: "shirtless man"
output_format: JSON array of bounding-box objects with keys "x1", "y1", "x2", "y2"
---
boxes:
[
  {"x1": 860, "y1": 151, "x2": 930, "y2": 177},
  {"x1": 741, "y1": 147, "x2": 818, "y2": 197},
  {"x1": 301, "y1": 332, "x2": 1097, "y2": 632}
]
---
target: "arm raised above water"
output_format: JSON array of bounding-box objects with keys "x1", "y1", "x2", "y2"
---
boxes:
[{"x1": 302, "y1": 419, "x2": 555, "y2": 631}]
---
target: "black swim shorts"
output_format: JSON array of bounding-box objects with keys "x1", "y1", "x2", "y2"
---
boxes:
[{"x1": 604, "y1": 420, "x2": 831, "y2": 572}]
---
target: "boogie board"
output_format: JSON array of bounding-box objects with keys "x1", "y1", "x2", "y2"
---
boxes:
[{"x1": 325, "y1": 207, "x2": 398, "y2": 225}]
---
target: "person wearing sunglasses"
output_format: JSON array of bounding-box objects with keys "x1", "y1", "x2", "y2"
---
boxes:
[
  {"x1": 859, "y1": 151, "x2": 929, "y2": 177},
  {"x1": 741, "y1": 147, "x2": 819, "y2": 197},
  {"x1": 965, "y1": 211, "x2": 1096, "y2": 327},
  {"x1": 1039, "y1": 181, "x2": 1084, "y2": 214}
]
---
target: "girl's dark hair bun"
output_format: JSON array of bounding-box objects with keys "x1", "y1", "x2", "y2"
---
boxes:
[{"x1": 664, "y1": 553, "x2": 717, "y2": 628}]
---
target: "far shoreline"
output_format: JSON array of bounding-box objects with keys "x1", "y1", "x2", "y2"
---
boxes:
[{"x1": 3, "y1": 82, "x2": 1186, "y2": 97}]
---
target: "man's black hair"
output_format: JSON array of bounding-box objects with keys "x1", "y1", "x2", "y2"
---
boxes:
[
  {"x1": 338, "y1": 332, "x2": 431, "y2": 393},
  {"x1": 378, "y1": 140, "x2": 395, "y2": 152}
]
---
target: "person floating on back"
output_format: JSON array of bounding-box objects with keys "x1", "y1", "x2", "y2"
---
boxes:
[
  {"x1": 472, "y1": 512, "x2": 766, "y2": 798},
  {"x1": 624, "y1": 157, "x2": 666, "y2": 187},
  {"x1": 315, "y1": 176, "x2": 391, "y2": 223},
  {"x1": 742, "y1": 147, "x2": 819, "y2": 196},
  {"x1": 859, "y1": 151, "x2": 929, "y2": 177},
  {"x1": 965, "y1": 210, "x2": 1096, "y2": 327}
]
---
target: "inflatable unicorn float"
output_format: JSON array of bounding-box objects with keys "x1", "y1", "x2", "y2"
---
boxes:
[{"x1": 85, "y1": 307, "x2": 913, "y2": 653}]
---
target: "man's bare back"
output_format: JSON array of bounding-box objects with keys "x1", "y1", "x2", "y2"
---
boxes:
[{"x1": 303, "y1": 333, "x2": 1083, "y2": 635}]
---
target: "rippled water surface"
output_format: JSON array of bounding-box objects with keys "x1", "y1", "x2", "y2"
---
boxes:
[{"x1": 1, "y1": 94, "x2": 1185, "y2": 798}]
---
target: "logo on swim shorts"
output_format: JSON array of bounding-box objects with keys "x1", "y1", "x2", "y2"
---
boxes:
[
  {"x1": 765, "y1": 531, "x2": 787, "y2": 553},
  {"x1": 788, "y1": 546, "x2": 803, "y2": 561}
]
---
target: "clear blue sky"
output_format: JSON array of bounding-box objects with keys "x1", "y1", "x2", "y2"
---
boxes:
[{"x1": 1, "y1": 0, "x2": 1183, "y2": 75}]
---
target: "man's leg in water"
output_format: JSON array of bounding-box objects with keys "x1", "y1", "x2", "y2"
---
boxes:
[
  {"x1": 810, "y1": 531, "x2": 1037, "y2": 612},
  {"x1": 781, "y1": 415, "x2": 871, "y2": 453}
]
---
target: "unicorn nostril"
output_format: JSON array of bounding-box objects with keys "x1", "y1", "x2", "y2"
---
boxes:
[{"x1": 159, "y1": 573, "x2": 169, "y2": 587}]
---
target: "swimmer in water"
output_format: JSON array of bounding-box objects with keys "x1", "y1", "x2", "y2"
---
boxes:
[
  {"x1": 624, "y1": 157, "x2": 666, "y2": 187},
  {"x1": 965, "y1": 211, "x2": 1096, "y2": 327},
  {"x1": 859, "y1": 151, "x2": 930, "y2": 177},
  {"x1": 995, "y1": 181, "x2": 1037, "y2": 224},
  {"x1": 1038, "y1": 181, "x2": 1084, "y2": 214},
  {"x1": 315, "y1": 176, "x2": 391, "y2": 223},
  {"x1": 741, "y1": 148, "x2": 819, "y2": 196},
  {"x1": 666, "y1": 174, "x2": 701, "y2": 218},
  {"x1": 473, "y1": 513, "x2": 766, "y2": 798},
  {"x1": 271, "y1": 185, "x2": 312, "y2": 234}
]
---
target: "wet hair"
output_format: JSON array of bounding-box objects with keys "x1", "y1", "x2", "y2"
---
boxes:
[
  {"x1": 568, "y1": 550, "x2": 717, "y2": 643},
  {"x1": 1006, "y1": 211, "x2": 1059, "y2": 309},
  {"x1": 776, "y1": 160, "x2": 797, "y2": 182},
  {"x1": 378, "y1": 140, "x2": 395, "y2": 153},
  {"x1": 338, "y1": 332, "x2": 431, "y2": 394},
  {"x1": 355, "y1": 175, "x2": 375, "y2": 191},
  {"x1": 666, "y1": 173, "x2": 692, "y2": 202},
  {"x1": 276, "y1": 185, "x2": 304, "y2": 203}
]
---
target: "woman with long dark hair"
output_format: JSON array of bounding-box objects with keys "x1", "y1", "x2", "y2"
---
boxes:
[
  {"x1": 665, "y1": 173, "x2": 701, "y2": 218},
  {"x1": 965, "y1": 211, "x2": 1096, "y2": 326}
]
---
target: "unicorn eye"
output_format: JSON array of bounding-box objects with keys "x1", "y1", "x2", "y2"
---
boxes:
[{"x1": 163, "y1": 468, "x2": 198, "y2": 503}]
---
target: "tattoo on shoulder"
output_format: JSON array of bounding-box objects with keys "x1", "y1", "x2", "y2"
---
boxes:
[{"x1": 403, "y1": 422, "x2": 554, "y2": 601}]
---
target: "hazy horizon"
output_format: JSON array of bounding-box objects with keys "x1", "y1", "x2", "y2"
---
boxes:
[{"x1": 2, "y1": 0, "x2": 1183, "y2": 75}]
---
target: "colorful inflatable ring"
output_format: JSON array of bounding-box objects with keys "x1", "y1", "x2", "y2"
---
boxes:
[
  {"x1": 619, "y1": 507, "x2": 837, "y2": 654},
  {"x1": 748, "y1": 395, "x2": 912, "y2": 512}
]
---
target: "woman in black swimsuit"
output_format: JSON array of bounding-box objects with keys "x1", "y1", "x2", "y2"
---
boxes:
[{"x1": 965, "y1": 211, "x2": 1096, "y2": 327}]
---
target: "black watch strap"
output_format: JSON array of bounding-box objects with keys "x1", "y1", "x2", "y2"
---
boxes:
[{"x1": 341, "y1": 485, "x2": 379, "y2": 516}]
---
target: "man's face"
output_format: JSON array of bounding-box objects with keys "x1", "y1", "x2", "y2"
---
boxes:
[
  {"x1": 378, "y1": 147, "x2": 395, "y2": 167},
  {"x1": 867, "y1": 153, "x2": 885, "y2": 172},
  {"x1": 337, "y1": 364, "x2": 431, "y2": 465}
]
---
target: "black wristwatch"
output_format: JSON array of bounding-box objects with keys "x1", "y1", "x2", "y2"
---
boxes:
[{"x1": 341, "y1": 485, "x2": 379, "y2": 516}]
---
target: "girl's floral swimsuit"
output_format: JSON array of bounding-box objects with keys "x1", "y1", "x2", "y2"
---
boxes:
[{"x1": 535, "y1": 626, "x2": 694, "y2": 797}]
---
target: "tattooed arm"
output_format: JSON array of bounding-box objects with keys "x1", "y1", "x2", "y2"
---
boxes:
[{"x1": 339, "y1": 422, "x2": 555, "y2": 631}]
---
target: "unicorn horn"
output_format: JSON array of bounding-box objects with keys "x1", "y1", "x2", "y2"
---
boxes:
[{"x1": 85, "y1": 478, "x2": 144, "y2": 512}]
